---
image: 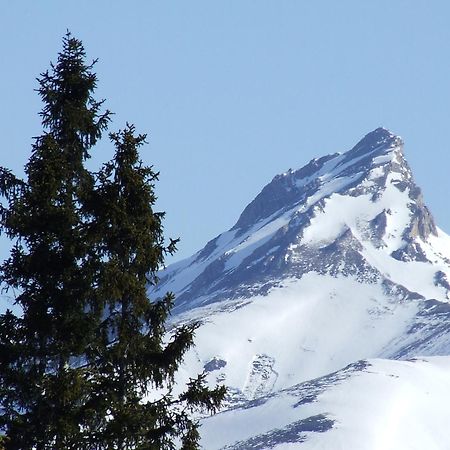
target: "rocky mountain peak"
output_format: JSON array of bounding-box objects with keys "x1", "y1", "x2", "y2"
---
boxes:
[
  {"x1": 154, "y1": 128, "x2": 443, "y2": 312},
  {"x1": 345, "y1": 127, "x2": 402, "y2": 158},
  {"x1": 233, "y1": 128, "x2": 405, "y2": 233}
]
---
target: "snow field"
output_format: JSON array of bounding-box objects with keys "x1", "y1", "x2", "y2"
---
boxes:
[{"x1": 200, "y1": 357, "x2": 450, "y2": 450}]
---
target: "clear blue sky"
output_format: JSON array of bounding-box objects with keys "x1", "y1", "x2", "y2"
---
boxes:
[{"x1": 1, "y1": 1, "x2": 450, "y2": 262}]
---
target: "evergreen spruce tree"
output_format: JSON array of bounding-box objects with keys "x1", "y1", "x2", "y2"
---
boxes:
[
  {"x1": 0, "y1": 34, "x2": 225, "y2": 449},
  {"x1": 0, "y1": 33, "x2": 110, "y2": 448},
  {"x1": 83, "y1": 125, "x2": 225, "y2": 449}
]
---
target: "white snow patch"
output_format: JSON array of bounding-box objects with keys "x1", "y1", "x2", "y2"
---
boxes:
[
  {"x1": 302, "y1": 173, "x2": 412, "y2": 249},
  {"x1": 176, "y1": 273, "x2": 419, "y2": 396}
]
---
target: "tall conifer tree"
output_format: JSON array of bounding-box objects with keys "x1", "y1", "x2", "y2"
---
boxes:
[{"x1": 0, "y1": 32, "x2": 110, "y2": 449}]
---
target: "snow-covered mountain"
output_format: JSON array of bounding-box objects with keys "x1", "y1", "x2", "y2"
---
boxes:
[
  {"x1": 152, "y1": 128, "x2": 450, "y2": 448},
  {"x1": 201, "y1": 357, "x2": 450, "y2": 450}
]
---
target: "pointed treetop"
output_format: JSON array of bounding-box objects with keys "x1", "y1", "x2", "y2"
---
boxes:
[{"x1": 37, "y1": 31, "x2": 111, "y2": 155}]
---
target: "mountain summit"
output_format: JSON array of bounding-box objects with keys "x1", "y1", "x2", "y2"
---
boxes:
[
  {"x1": 152, "y1": 128, "x2": 450, "y2": 448},
  {"x1": 155, "y1": 127, "x2": 444, "y2": 311}
]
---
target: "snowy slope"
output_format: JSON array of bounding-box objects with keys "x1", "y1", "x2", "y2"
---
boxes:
[
  {"x1": 200, "y1": 356, "x2": 450, "y2": 450},
  {"x1": 174, "y1": 275, "x2": 420, "y2": 397},
  {"x1": 150, "y1": 128, "x2": 450, "y2": 448}
]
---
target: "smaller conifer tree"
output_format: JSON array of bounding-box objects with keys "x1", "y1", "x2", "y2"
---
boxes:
[{"x1": 83, "y1": 124, "x2": 225, "y2": 449}]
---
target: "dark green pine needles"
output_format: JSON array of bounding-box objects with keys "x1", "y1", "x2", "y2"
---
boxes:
[{"x1": 0, "y1": 33, "x2": 225, "y2": 450}]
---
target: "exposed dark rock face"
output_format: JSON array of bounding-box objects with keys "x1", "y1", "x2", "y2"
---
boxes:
[
  {"x1": 391, "y1": 242, "x2": 429, "y2": 262},
  {"x1": 232, "y1": 153, "x2": 339, "y2": 233},
  {"x1": 391, "y1": 299, "x2": 450, "y2": 358},
  {"x1": 435, "y1": 271, "x2": 450, "y2": 291},
  {"x1": 204, "y1": 358, "x2": 227, "y2": 372},
  {"x1": 223, "y1": 415, "x2": 334, "y2": 449},
  {"x1": 370, "y1": 210, "x2": 389, "y2": 247}
]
